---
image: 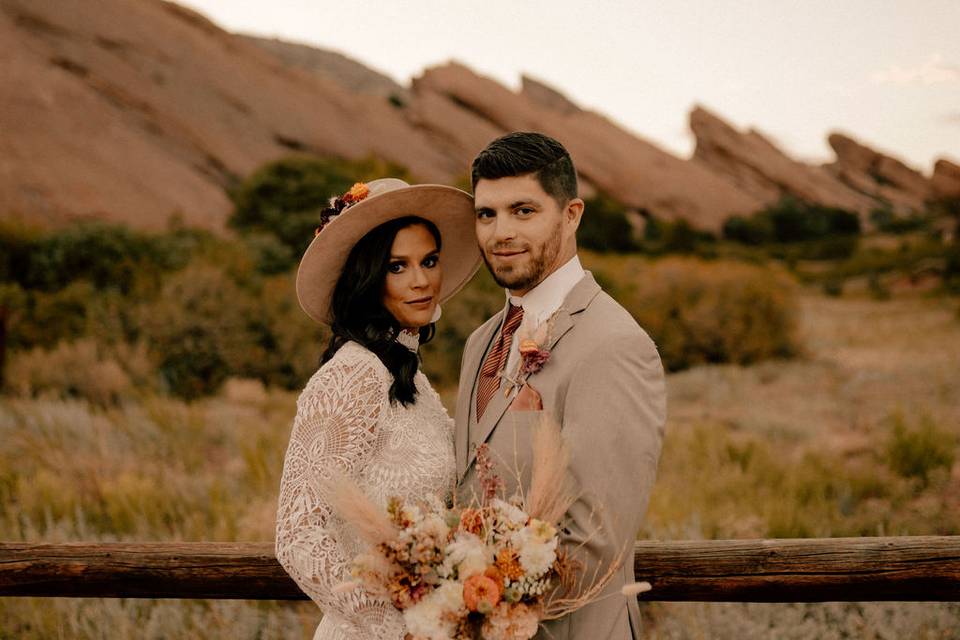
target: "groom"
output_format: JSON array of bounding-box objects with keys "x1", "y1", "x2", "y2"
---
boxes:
[{"x1": 454, "y1": 132, "x2": 667, "y2": 639}]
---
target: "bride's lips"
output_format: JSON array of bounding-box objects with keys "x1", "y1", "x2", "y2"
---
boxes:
[{"x1": 406, "y1": 296, "x2": 433, "y2": 308}]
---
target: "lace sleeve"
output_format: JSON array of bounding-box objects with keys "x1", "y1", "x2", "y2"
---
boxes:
[{"x1": 275, "y1": 348, "x2": 406, "y2": 639}]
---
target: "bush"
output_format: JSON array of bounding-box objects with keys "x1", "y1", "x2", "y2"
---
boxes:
[
  {"x1": 228, "y1": 155, "x2": 414, "y2": 268},
  {"x1": 723, "y1": 197, "x2": 861, "y2": 246},
  {"x1": 869, "y1": 208, "x2": 930, "y2": 234},
  {"x1": 885, "y1": 413, "x2": 955, "y2": 487},
  {"x1": 13, "y1": 222, "x2": 178, "y2": 294},
  {"x1": 12, "y1": 281, "x2": 98, "y2": 350},
  {"x1": 643, "y1": 216, "x2": 717, "y2": 255},
  {"x1": 4, "y1": 338, "x2": 153, "y2": 406},
  {"x1": 590, "y1": 256, "x2": 801, "y2": 372},
  {"x1": 578, "y1": 193, "x2": 637, "y2": 252},
  {"x1": 138, "y1": 264, "x2": 260, "y2": 399}
]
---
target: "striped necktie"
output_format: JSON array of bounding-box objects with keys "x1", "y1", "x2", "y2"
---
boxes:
[{"x1": 475, "y1": 303, "x2": 524, "y2": 421}]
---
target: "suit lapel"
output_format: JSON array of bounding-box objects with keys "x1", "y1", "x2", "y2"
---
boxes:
[
  {"x1": 460, "y1": 272, "x2": 603, "y2": 480},
  {"x1": 456, "y1": 312, "x2": 502, "y2": 478}
]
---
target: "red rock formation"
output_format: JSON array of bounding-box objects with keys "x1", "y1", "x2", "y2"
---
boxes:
[
  {"x1": 241, "y1": 35, "x2": 410, "y2": 101},
  {"x1": 0, "y1": 0, "x2": 452, "y2": 230},
  {"x1": 520, "y1": 75, "x2": 582, "y2": 116},
  {"x1": 0, "y1": 0, "x2": 946, "y2": 234},
  {"x1": 412, "y1": 64, "x2": 764, "y2": 230},
  {"x1": 826, "y1": 133, "x2": 931, "y2": 212},
  {"x1": 932, "y1": 159, "x2": 960, "y2": 199},
  {"x1": 690, "y1": 106, "x2": 876, "y2": 213}
]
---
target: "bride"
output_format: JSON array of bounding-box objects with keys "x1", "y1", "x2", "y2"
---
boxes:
[{"x1": 275, "y1": 178, "x2": 480, "y2": 640}]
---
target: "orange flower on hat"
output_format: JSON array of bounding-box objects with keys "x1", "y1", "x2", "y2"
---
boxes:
[
  {"x1": 342, "y1": 182, "x2": 370, "y2": 204},
  {"x1": 463, "y1": 573, "x2": 502, "y2": 613}
]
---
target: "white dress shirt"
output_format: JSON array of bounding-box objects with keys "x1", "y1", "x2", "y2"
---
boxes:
[{"x1": 503, "y1": 254, "x2": 585, "y2": 377}]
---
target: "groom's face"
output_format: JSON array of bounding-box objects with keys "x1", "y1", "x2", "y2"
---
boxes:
[{"x1": 474, "y1": 174, "x2": 583, "y2": 296}]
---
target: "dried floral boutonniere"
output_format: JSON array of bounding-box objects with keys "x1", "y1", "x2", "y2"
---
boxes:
[
  {"x1": 315, "y1": 182, "x2": 371, "y2": 236},
  {"x1": 503, "y1": 308, "x2": 560, "y2": 397}
]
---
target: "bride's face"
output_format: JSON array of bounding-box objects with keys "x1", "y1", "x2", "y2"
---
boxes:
[{"x1": 382, "y1": 223, "x2": 442, "y2": 329}]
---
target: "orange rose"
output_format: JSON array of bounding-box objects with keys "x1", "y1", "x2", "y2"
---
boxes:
[
  {"x1": 484, "y1": 565, "x2": 503, "y2": 585},
  {"x1": 463, "y1": 573, "x2": 501, "y2": 613}
]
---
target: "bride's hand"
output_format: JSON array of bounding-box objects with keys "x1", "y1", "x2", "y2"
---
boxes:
[{"x1": 510, "y1": 382, "x2": 543, "y2": 411}]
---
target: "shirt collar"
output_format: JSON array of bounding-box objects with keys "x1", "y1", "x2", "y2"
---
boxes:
[{"x1": 507, "y1": 255, "x2": 585, "y2": 324}]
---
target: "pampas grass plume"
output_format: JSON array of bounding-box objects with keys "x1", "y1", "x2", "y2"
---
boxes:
[
  {"x1": 525, "y1": 413, "x2": 576, "y2": 525},
  {"x1": 325, "y1": 470, "x2": 398, "y2": 546}
]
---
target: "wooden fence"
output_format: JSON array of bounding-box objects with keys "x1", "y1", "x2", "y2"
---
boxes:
[{"x1": 2, "y1": 536, "x2": 959, "y2": 602}]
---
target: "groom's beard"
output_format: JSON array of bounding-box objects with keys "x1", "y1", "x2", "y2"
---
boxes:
[{"x1": 482, "y1": 223, "x2": 563, "y2": 292}]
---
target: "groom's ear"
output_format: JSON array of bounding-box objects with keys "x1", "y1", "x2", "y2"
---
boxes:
[{"x1": 566, "y1": 198, "x2": 585, "y2": 231}]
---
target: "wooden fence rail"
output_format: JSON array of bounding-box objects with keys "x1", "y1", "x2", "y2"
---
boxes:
[{"x1": 2, "y1": 536, "x2": 959, "y2": 602}]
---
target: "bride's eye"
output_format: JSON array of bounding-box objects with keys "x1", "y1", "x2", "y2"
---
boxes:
[
  {"x1": 422, "y1": 254, "x2": 439, "y2": 268},
  {"x1": 388, "y1": 261, "x2": 405, "y2": 274}
]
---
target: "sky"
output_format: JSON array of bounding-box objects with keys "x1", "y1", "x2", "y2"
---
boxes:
[{"x1": 180, "y1": 0, "x2": 959, "y2": 172}]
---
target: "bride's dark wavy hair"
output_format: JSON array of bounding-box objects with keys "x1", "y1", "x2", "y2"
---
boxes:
[{"x1": 320, "y1": 216, "x2": 440, "y2": 406}]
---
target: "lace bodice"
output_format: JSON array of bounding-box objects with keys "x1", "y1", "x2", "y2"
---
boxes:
[{"x1": 275, "y1": 341, "x2": 456, "y2": 640}]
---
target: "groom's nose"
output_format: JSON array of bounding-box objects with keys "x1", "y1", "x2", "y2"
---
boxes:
[{"x1": 491, "y1": 212, "x2": 518, "y2": 242}]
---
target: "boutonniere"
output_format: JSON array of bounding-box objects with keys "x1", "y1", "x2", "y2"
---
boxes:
[{"x1": 502, "y1": 308, "x2": 561, "y2": 397}]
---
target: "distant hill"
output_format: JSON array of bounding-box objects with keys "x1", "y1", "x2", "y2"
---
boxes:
[{"x1": 0, "y1": 0, "x2": 949, "y2": 232}]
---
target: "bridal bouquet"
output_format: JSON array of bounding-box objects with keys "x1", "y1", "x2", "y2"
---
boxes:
[{"x1": 329, "y1": 415, "x2": 644, "y2": 640}]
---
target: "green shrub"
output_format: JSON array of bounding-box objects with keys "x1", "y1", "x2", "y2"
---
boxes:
[
  {"x1": 578, "y1": 193, "x2": 637, "y2": 252},
  {"x1": 643, "y1": 216, "x2": 717, "y2": 255},
  {"x1": 137, "y1": 264, "x2": 259, "y2": 399},
  {"x1": 885, "y1": 413, "x2": 955, "y2": 487},
  {"x1": 228, "y1": 155, "x2": 414, "y2": 268},
  {"x1": 869, "y1": 208, "x2": 930, "y2": 234},
  {"x1": 585, "y1": 255, "x2": 801, "y2": 372},
  {"x1": 15, "y1": 222, "x2": 175, "y2": 294},
  {"x1": 723, "y1": 197, "x2": 861, "y2": 246},
  {"x1": 12, "y1": 282, "x2": 97, "y2": 349}
]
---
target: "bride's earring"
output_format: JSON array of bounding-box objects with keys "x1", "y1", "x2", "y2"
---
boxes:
[{"x1": 430, "y1": 304, "x2": 442, "y2": 323}]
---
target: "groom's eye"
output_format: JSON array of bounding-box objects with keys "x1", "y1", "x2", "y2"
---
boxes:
[{"x1": 476, "y1": 208, "x2": 495, "y2": 220}]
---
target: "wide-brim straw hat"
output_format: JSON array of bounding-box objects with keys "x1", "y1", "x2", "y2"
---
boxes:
[{"x1": 296, "y1": 178, "x2": 481, "y2": 325}]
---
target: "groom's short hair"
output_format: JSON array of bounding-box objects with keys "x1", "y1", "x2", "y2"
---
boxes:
[{"x1": 471, "y1": 132, "x2": 578, "y2": 206}]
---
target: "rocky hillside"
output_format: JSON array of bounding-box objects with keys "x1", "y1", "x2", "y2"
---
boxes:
[{"x1": 1, "y1": 0, "x2": 952, "y2": 233}]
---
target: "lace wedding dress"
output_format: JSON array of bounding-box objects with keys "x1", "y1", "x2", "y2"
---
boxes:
[{"x1": 275, "y1": 340, "x2": 456, "y2": 640}]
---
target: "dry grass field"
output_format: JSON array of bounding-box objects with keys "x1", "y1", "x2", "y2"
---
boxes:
[
  {"x1": 640, "y1": 292, "x2": 960, "y2": 639},
  {"x1": 2, "y1": 289, "x2": 959, "y2": 638}
]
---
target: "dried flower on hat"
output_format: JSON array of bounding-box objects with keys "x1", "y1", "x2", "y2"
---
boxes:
[{"x1": 315, "y1": 182, "x2": 371, "y2": 236}]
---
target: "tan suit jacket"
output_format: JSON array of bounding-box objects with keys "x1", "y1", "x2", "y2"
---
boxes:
[{"x1": 454, "y1": 271, "x2": 666, "y2": 640}]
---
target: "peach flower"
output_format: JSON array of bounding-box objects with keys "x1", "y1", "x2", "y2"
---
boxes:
[{"x1": 463, "y1": 573, "x2": 502, "y2": 613}]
